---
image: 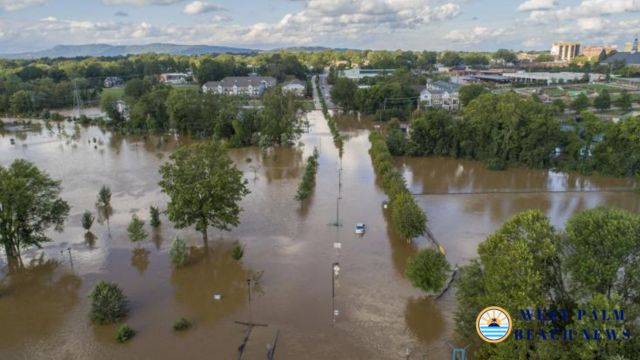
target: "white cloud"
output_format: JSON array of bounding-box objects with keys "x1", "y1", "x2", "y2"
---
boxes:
[
  {"x1": 0, "y1": 0, "x2": 45, "y2": 11},
  {"x1": 578, "y1": 0, "x2": 640, "y2": 15},
  {"x1": 517, "y1": 0, "x2": 557, "y2": 12},
  {"x1": 183, "y1": 1, "x2": 225, "y2": 15},
  {"x1": 102, "y1": 0, "x2": 185, "y2": 5},
  {"x1": 444, "y1": 26, "x2": 507, "y2": 45}
]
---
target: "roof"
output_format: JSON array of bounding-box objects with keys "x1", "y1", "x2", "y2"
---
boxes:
[
  {"x1": 602, "y1": 52, "x2": 640, "y2": 65},
  {"x1": 283, "y1": 79, "x2": 305, "y2": 87},
  {"x1": 203, "y1": 76, "x2": 277, "y2": 88},
  {"x1": 431, "y1": 81, "x2": 460, "y2": 93}
]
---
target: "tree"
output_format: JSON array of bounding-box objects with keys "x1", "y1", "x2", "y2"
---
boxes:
[
  {"x1": 88, "y1": 281, "x2": 128, "y2": 324},
  {"x1": 116, "y1": 325, "x2": 136, "y2": 343},
  {"x1": 552, "y1": 98, "x2": 565, "y2": 114},
  {"x1": 97, "y1": 185, "x2": 112, "y2": 208},
  {"x1": 570, "y1": 93, "x2": 590, "y2": 112},
  {"x1": 459, "y1": 84, "x2": 488, "y2": 107},
  {"x1": 9, "y1": 90, "x2": 32, "y2": 114},
  {"x1": 593, "y1": 89, "x2": 611, "y2": 110},
  {"x1": 127, "y1": 215, "x2": 147, "y2": 244},
  {"x1": 100, "y1": 91, "x2": 124, "y2": 123},
  {"x1": 494, "y1": 49, "x2": 517, "y2": 63},
  {"x1": 169, "y1": 237, "x2": 189, "y2": 267},
  {"x1": 0, "y1": 160, "x2": 70, "y2": 259},
  {"x1": 330, "y1": 78, "x2": 358, "y2": 112},
  {"x1": 385, "y1": 122, "x2": 407, "y2": 156},
  {"x1": 563, "y1": 207, "x2": 640, "y2": 299},
  {"x1": 615, "y1": 90, "x2": 632, "y2": 111},
  {"x1": 150, "y1": 206, "x2": 161, "y2": 228},
  {"x1": 159, "y1": 141, "x2": 250, "y2": 243},
  {"x1": 405, "y1": 248, "x2": 451, "y2": 293},
  {"x1": 391, "y1": 192, "x2": 426, "y2": 241},
  {"x1": 81, "y1": 211, "x2": 95, "y2": 232},
  {"x1": 439, "y1": 51, "x2": 463, "y2": 67}
]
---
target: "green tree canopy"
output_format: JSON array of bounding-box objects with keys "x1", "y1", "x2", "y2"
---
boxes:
[
  {"x1": 571, "y1": 93, "x2": 590, "y2": 112},
  {"x1": 459, "y1": 84, "x2": 489, "y2": 107},
  {"x1": 593, "y1": 89, "x2": 611, "y2": 110},
  {"x1": 405, "y1": 248, "x2": 450, "y2": 293},
  {"x1": 0, "y1": 160, "x2": 70, "y2": 258},
  {"x1": 159, "y1": 141, "x2": 250, "y2": 243}
]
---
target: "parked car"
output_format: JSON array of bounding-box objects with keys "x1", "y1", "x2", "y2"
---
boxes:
[{"x1": 355, "y1": 223, "x2": 366, "y2": 235}]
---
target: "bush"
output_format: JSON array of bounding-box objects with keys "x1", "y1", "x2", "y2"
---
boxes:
[
  {"x1": 150, "y1": 206, "x2": 161, "y2": 228},
  {"x1": 116, "y1": 325, "x2": 136, "y2": 343},
  {"x1": 127, "y1": 214, "x2": 147, "y2": 243},
  {"x1": 485, "y1": 157, "x2": 506, "y2": 171},
  {"x1": 173, "y1": 318, "x2": 192, "y2": 331},
  {"x1": 405, "y1": 248, "x2": 451, "y2": 293},
  {"x1": 88, "y1": 281, "x2": 128, "y2": 324},
  {"x1": 170, "y1": 237, "x2": 189, "y2": 267},
  {"x1": 231, "y1": 241, "x2": 245, "y2": 261},
  {"x1": 294, "y1": 148, "x2": 320, "y2": 202}
]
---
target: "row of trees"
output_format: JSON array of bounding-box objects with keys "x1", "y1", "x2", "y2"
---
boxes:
[
  {"x1": 315, "y1": 76, "x2": 344, "y2": 155},
  {"x1": 388, "y1": 92, "x2": 640, "y2": 177},
  {"x1": 456, "y1": 207, "x2": 640, "y2": 359},
  {"x1": 569, "y1": 90, "x2": 634, "y2": 113},
  {"x1": 295, "y1": 148, "x2": 319, "y2": 203}
]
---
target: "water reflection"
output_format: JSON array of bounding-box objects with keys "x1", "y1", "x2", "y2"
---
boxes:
[
  {"x1": 171, "y1": 243, "x2": 248, "y2": 324},
  {"x1": 131, "y1": 248, "x2": 150, "y2": 275},
  {"x1": 0, "y1": 255, "x2": 81, "y2": 347},
  {"x1": 404, "y1": 296, "x2": 445, "y2": 344}
]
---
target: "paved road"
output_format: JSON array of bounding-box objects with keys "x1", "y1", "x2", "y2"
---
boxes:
[{"x1": 318, "y1": 72, "x2": 336, "y2": 109}]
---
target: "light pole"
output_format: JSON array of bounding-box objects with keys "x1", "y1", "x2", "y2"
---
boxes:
[{"x1": 332, "y1": 262, "x2": 340, "y2": 322}]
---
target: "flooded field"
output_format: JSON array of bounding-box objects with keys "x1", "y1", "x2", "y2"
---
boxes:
[{"x1": 1, "y1": 114, "x2": 639, "y2": 359}]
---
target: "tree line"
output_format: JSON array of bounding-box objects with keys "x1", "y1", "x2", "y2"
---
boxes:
[
  {"x1": 386, "y1": 92, "x2": 640, "y2": 177},
  {"x1": 456, "y1": 207, "x2": 640, "y2": 359},
  {"x1": 100, "y1": 78, "x2": 305, "y2": 147}
]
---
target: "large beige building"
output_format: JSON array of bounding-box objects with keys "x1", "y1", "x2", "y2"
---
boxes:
[{"x1": 551, "y1": 42, "x2": 581, "y2": 61}]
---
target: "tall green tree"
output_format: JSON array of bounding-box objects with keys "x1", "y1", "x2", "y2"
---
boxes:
[
  {"x1": 615, "y1": 90, "x2": 632, "y2": 111},
  {"x1": 593, "y1": 89, "x2": 611, "y2": 110},
  {"x1": 405, "y1": 248, "x2": 450, "y2": 293},
  {"x1": 159, "y1": 141, "x2": 250, "y2": 243},
  {"x1": 459, "y1": 84, "x2": 488, "y2": 107},
  {"x1": 571, "y1": 93, "x2": 590, "y2": 112},
  {"x1": 330, "y1": 78, "x2": 358, "y2": 112},
  {"x1": 0, "y1": 160, "x2": 70, "y2": 259},
  {"x1": 127, "y1": 214, "x2": 147, "y2": 244},
  {"x1": 391, "y1": 192, "x2": 426, "y2": 241}
]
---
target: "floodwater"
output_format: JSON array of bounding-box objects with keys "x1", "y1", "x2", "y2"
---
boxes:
[{"x1": 1, "y1": 112, "x2": 639, "y2": 360}]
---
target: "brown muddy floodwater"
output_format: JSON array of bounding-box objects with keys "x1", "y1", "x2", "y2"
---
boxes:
[{"x1": 1, "y1": 114, "x2": 639, "y2": 360}]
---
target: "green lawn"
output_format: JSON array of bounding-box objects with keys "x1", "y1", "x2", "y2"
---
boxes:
[{"x1": 102, "y1": 87, "x2": 124, "y2": 99}]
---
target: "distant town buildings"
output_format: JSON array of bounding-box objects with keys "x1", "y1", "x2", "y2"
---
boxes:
[
  {"x1": 160, "y1": 73, "x2": 190, "y2": 85},
  {"x1": 282, "y1": 79, "x2": 306, "y2": 95},
  {"x1": 551, "y1": 42, "x2": 581, "y2": 61},
  {"x1": 580, "y1": 46, "x2": 614, "y2": 62},
  {"x1": 419, "y1": 81, "x2": 461, "y2": 112},
  {"x1": 339, "y1": 69, "x2": 396, "y2": 80},
  {"x1": 202, "y1": 76, "x2": 277, "y2": 96}
]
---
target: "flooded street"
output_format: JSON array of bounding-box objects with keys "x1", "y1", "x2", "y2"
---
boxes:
[{"x1": 1, "y1": 114, "x2": 639, "y2": 359}]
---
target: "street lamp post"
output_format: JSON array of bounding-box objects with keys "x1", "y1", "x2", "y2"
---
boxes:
[{"x1": 332, "y1": 262, "x2": 340, "y2": 321}]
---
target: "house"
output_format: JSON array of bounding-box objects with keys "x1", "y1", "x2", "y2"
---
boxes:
[
  {"x1": 602, "y1": 36, "x2": 640, "y2": 68},
  {"x1": 282, "y1": 79, "x2": 306, "y2": 95},
  {"x1": 160, "y1": 73, "x2": 190, "y2": 85},
  {"x1": 103, "y1": 76, "x2": 123, "y2": 88},
  {"x1": 202, "y1": 76, "x2": 277, "y2": 97},
  {"x1": 419, "y1": 81, "x2": 461, "y2": 111}
]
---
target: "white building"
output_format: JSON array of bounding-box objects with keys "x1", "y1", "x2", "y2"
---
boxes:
[
  {"x1": 551, "y1": 42, "x2": 581, "y2": 61},
  {"x1": 202, "y1": 76, "x2": 277, "y2": 97},
  {"x1": 419, "y1": 81, "x2": 461, "y2": 112},
  {"x1": 159, "y1": 73, "x2": 190, "y2": 85},
  {"x1": 282, "y1": 79, "x2": 306, "y2": 95}
]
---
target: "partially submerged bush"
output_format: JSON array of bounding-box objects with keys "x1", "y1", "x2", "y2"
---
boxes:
[
  {"x1": 88, "y1": 281, "x2": 128, "y2": 324},
  {"x1": 170, "y1": 237, "x2": 189, "y2": 267},
  {"x1": 173, "y1": 318, "x2": 192, "y2": 331},
  {"x1": 116, "y1": 325, "x2": 136, "y2": 343}
]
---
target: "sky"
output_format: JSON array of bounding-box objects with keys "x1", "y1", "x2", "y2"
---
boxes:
[{"x1": 0, "y1": 0, "x2": 639, "y2": 53}]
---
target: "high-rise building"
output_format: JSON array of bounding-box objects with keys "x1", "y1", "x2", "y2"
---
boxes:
[{"x1": 551, "y1": 42, "x2": 581, "y2": 61}]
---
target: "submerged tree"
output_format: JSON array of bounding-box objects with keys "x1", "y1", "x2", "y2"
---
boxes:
[
  {"x1": 81, "y1": 210, "x2": 95, "y2": 232},
  {"x1": 88, "y1": 281, "x2": 128, "y2": 324},
  {"x1": 159, "y1": 141, "x2": 250, "y2": 243},
  {"x1": 127, "y1": 215, "x2": 147, "y2": 245},
  {"x1": 149, "y1": 206, "x2": 161, "y2": 228},
  {"x1": 169, "y1": 237, "x2": 189, "y2": 267},
  {"x1": 405, "y1": 248, "x2": 451, "y2": 293},
  {"x1": 0, "y1": 159, "x2": 70, "y2": 259}
]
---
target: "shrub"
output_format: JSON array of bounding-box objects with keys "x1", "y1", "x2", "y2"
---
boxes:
[
  {"x1": 173, "y1": 318, "x2": 192, "y2": 331},
  {"x1": 116, "y1": 325, "x2": 136, "y2": 343},
  {"x1": 405, "y1": 248, "x2": 451, "y2": 293},
  {"x1": 150, "y1": 206, "x2": 161, "y2": 228},
  {"x1": 231, "y1": 241, "x2": 244, "y2": 261},
  {"x1": 88, "y1": 281, "x2": 128, "y2": 324},
  {"x1": 486, "y1": 157, "x2": 506, "y2": 171},
  {"x1": 294, "y1": 148, "x2": 320, "y2": 202},
  {"x1": 81, "y1": 210, "x2": 95, "y2": 231},
  {"x1": 170, "y1": 237, "x2": 189, "y2": 267}
]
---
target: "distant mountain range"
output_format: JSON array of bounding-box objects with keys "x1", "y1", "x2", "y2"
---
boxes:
[
  {"x1": 0, "y1": 43, "x2": 361, "y2": 59},
  {"x1": 0, "y1": 43, "x2": 259, "y2": 59}
]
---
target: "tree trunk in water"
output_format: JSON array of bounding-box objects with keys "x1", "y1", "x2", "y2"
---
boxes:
[{"x1": 202, "y1": 228, "x2": 208, "y2": 247}]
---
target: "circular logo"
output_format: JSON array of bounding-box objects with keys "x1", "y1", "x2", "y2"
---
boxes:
[{"x1": 476, "y1": 306, "x2": 512, "y2": 343}]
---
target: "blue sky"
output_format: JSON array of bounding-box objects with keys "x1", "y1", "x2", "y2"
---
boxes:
[{"x1": 0, "y1": 0, "x2": 639, "y2": 53}]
